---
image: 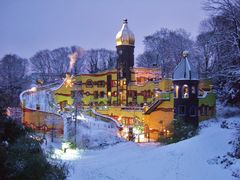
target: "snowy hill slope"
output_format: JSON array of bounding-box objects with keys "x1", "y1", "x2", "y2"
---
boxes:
[{"x1": 68, "y1": 116, "x2": 240, "y2": 180}]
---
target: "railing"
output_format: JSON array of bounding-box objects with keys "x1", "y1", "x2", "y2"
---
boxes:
[
  {"x1": 85, "y1": 109, "x2": 122, "y2": 129},
  {"x1": 159, "y1": 92, "x2": 171, "y2": 100}
]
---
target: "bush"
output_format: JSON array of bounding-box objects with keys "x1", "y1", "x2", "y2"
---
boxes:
[
  {"x1": 159, "y1": 119, "x2": 197, "y2": 144},
  {"x1": 0, "y1": 117, "x2": 69, "y2": 180}
]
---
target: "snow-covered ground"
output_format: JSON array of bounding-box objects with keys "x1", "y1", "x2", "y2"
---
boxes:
[
  {"x1": 55, "y1": 115, "x2": 239, "y2": 180},
  {"x1": 63, "y1": 113, "x2": 122, "y2": 149},
  {"x1": 23, "y1": 86, "x2": 240, "y2": 179},
  {"x1": 21, "y1": 84, "x2": 122, "y2": 149}
]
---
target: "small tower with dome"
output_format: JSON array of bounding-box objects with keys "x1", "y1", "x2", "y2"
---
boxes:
[{"x1": 173, "y1": 51, "x2": 199, "y2": 126}]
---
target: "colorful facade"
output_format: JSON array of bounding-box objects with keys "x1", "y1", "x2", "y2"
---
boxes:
[{"x1": 53, "y1": 19, "x2": 216, "y2": 141}]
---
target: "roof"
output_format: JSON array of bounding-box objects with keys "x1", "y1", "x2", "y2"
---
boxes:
[
  {"x1": 173, "y1": 56, "x2": 199, "y2": 81},
  {"x1": 116, "y1": 19, "x2": 135, "y2": 46}
]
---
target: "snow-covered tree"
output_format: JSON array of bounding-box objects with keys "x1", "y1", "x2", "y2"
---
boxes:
[{"x1": 197, "y1": 0, "x2": 240, "y2": 105}]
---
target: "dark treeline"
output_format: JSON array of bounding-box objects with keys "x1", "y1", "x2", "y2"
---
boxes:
[
  {"x1": 0, "y1": 0, "x2": 239, "y2": 107},
  {"x1": 0, "y1": 47, "x2": 117, "y2": 107}
]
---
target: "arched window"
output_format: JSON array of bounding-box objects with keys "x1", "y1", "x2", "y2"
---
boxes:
[
  {"x1": 182, "y1": 85, "x2": 189, "y2": 99},
  {"x1": 86, "y1": 79, "x2": 93, "y2": 88},
  {"x1": 190, "y1": 106, "x2": 196, "y2": 116},
  {"x1": 174, "y1": 85, "x2": 179, "y2": 98},
  {"x1": 191, "y1": 86, "x2": 196, "y2": 94}
]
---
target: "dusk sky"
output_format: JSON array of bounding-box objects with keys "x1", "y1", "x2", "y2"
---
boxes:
[{"x1": 0, "y1": 0, "x2": 207, "y2": 59}]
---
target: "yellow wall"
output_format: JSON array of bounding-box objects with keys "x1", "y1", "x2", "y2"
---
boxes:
[
  {"x1": 144, "y1": 94, "x2": 174, "y2": 140},
  {"x1": 52, "y1": 70, "x2": 215, "y2": 141},
  {"x1": 22, "y1": 108, "x2": 64, "y2": 135}
]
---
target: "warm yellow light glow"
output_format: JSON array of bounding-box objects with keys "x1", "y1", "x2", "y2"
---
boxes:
[
  {"x1": 29, "y1": 87, "x2": 37, "y2": 92},
  {"x1": 175, "y1": 85, "x2": 179, "y2": 98},
  {"x1": 65, "y1": 74, "x2": 75, "y2": 88},
  {"x1": 108, "y1": 91, "x2": 111, "y2": 97}
]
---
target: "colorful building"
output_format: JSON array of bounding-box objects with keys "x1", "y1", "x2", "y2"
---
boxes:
[{"x1": 53, "y1": 19, "x2": 216, "y2": 141}]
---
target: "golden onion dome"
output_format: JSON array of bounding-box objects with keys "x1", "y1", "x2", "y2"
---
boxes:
[{"x1": 116, "y1": 19, "x2": 135, "y2": 46}]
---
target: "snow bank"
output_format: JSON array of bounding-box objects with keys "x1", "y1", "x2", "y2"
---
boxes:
[
  {"x1": 67, "y1": 116, "x2": 240, "y2": 180},
  {"x1": 64, "y1": 114, "x2": 123, "y2": 149}
]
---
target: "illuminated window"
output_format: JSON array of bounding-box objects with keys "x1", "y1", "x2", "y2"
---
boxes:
[
  {"x1": 86, "y1": 80, "x2": 93, "y2": 88},
  {"x1": 112, "y1": 80, "x2": 117, "y2": 87},
  {"x1": 192, "y1": 86, "x2": 196, "y2": 94},
  {"x1": 174, "y1": 85, "x2": 179, "y2": 98},
  {"x1": 182, "y1": 85, "x2": 189, "y2": 99}
]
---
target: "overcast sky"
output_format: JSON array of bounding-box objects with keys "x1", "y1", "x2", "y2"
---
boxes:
[{"x1": 0, "y1": 0, "x2": 207, "y2": 59}]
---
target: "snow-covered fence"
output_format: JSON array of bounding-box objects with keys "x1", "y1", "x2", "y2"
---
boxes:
[{"x1": 87, "y1": 109, "x2": 122, "y2": 129}]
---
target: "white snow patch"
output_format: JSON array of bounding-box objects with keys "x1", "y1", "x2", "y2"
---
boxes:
[{"x1": 65, "y1": 116, "x2": 239, "y2": 180}]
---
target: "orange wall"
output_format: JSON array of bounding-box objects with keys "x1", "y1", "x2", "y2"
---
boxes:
[{"x1": 22, "y1": 108, "x2": 64, "y2": 135}]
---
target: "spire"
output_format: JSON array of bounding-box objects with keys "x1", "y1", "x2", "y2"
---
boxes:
[
  {"x1": 173, "y1": 51, "x2": 199, "y2": 80},
  {"x1": 116, "y1": 19, "x2": 135, "y2": 46}
]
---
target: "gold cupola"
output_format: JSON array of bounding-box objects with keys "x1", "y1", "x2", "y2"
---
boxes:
[{"x1": 116, "y1": 19, "x2": 135, "y2": 46}]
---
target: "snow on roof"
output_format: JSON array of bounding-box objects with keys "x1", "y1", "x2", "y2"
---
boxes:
[{"x1": 173, "y1": 56, "x2": 199, "y2": 80}]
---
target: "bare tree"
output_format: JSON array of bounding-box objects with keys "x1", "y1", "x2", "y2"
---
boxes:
[
  {"x1": 84, "y1": 48, "x2": 117, "y2": 73},
  {"x1": 137, "y1": 28, "x2": 198, "y2": 77},
  {"x1": 0, "y1": 54, "x2": 29, "y2": 106},
  {"x1": 30, "y1": 46, "x2": 84, "y2": 82}
]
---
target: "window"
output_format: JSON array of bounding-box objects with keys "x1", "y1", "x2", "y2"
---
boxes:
[
  {"x1": 179, "y1": 106, "x2": 185, "y2": 115},
  {"x1": 174, "y1": 85, "x2": 179, "y2": 98},
  {"x1": 86, "y1": 80, "x2": 93, "y2": 88},
  {"x1": 174, "y1": 107, "x2": 177, "y2": 114},
  {"x1": 112, "y1": 91, "x2": 117, "y2": 97},
  {"x1": 204, "y1": 106, "x2": 208, "y2": 115},
  {"x1": 97, "y1": 81, "x2": 105, "y2": 87},
  {"x1": 190, "y1": 106, "x2": 196, "y2": 116},
  {"x1": 192, "y1": 86, "x2": 196, "y2": 94},
  {"x1": 75, "y1": 81, "x2": 82, "y2": 86},
  {"x1": 200, "y1": 106, "x2": 204, "y2": 115},
  {"x1": 182, "y1": 85, "x2": 189, "y2": 98},
  {"x1": 94, "y1": 91, "x2": 98, "y2": 99},
  {"x1": 112, "y1": 80, "x2": 117, "y2": 87},
  {"x1": 100, "y1": 91, "x2": 105, "y2": 98},
  {"x1": 148, "y1": 90, "x2": 151, "y2": 98}
]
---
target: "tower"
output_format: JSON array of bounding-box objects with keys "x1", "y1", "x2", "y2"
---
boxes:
[
  {"x1": 173, "y1": 51, "x2": 199, "y2": 126},
  {"x1": 115, "y1": 19, "x2": 135, "y2": 105},
  {"x1": 115, "y1": 19, "x2": 135, "y2": 84}
]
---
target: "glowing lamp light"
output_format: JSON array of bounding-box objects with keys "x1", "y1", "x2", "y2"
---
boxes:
[
  {"x1": 62, "y1": 142, "x2": 71, "y2": 151},
  {"x1": 65, "y1": 74, "x2": 75, "y2": 88},
  {"x1": 29, "y1": 87, "x2": 37, "y2": 92},
  {"x1": 76, "y1": 113, "x2": 87, "y2": 121}
]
